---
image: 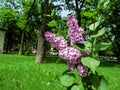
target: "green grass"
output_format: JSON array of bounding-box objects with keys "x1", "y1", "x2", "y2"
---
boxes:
[
  {"x1": 0, "y1": 54, "x2": 67, "y2": 90},
  {"x1": 97, "y1": 61, "x2": 120, "y2": 90},
  {"x1": 0, "y1": 54, "x2": 120, "y2": 90}
]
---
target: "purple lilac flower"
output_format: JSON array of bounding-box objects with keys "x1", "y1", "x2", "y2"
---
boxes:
[
  {"x1": 44, "y1": 31, "x2": 68, "y2": 50},
  {"x1": 59, "y1": 47, "x2": 81, "y2": 70},
  {"x1": 67, "y1": 14, "x2": 84, "y2": 44},
  {"x1": 52, "y1": 36, "x2": 68, "y2": 50},
  {"x1": 44, "y1": 31, "x2": 56, "y2": 43},
  {"x1": 77, "y1": 64, "x2": 88, "y2": 77}
]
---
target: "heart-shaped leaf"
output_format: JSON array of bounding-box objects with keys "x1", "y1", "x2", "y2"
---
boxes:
[
  {"x1": 91, "y1": 28, "x2": 106, "y2": 38},
  {"x1": 59, "y1": 74, "x2": 75, "y2": 87},
  {"x1": 47, "y1": 20, "x2": 57, "y2": 27},
  {"x1": 93, "y1": 42, "x2": 111, "y2": 51},
  {"x1": 81, "y1": 57, "x2": 100, "y2": 73}
]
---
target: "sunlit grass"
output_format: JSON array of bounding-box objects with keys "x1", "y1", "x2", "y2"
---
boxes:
[
  {"x1": 0, "y1": 54, "x2": 120, "y2": 90},
  {"x1": 0, "y1": 54, "x2": 67, "y2": 90},
  {"x1": 97, "y1": 63, "x2": 120, "y2": 90}
]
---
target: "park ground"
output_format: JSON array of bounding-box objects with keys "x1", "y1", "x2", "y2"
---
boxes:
[{"x1": 0, "y1": 54, "x2": 120, "y2": 90}]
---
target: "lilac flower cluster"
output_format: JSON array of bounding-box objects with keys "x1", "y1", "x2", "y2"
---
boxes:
[
  {"x1": 45, "y1": 31, "x2": 88, "y2": 76},
  {"x1": 44, "y1": 15, "x2": 90, "y2": 77},
  {"x1": 59, "y1": 47, "x2": 81, "y2": 70},
  {"x1": 59, "y1": 46, "x2": 88, "y2": 76},
  {"x1": 67, "y1": 14, "x2": 84, "y2": 44},
  {"x1": 45, "y1": 31, "x2": 68, "y2": 50}
]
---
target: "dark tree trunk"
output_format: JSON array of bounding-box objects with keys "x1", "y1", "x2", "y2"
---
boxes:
[
  {"x1": 5, "y1": 32, "x2": 12, "y2": 53},
  {"x1": 75, "y1": 0, "x2": 85, "y2": 26},
  {"x1": 19, "y1": 30, "x2": 25, "y2": 55},
  {"x1": 35, "y1": 0, "x2": 49, "y2": 63},
  {"x1": 75, "y1": 0, "x2": 81, "y2": 26}
]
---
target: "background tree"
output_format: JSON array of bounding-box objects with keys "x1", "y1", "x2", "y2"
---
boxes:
[
  {"x1": 0, "y1": 4, "x2": 20, "y2": 53},
  {"x1": 19, "y1": 0, "x2": 37, "y2": 55},
  {"x1": 35, "y1": 0, "x2": 49, "y2": 63},
  {"x1": 100, "y1": 0, "x2": 120, "y2": 62}
]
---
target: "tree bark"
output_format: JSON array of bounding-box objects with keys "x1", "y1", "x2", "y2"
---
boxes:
[
  {"x1": 35, "y1": 0, "x2": 49, "y2": 63},
  {"x1": 19, "y1": 30, "x2": 25, "y2": 55},
  {"x1": 75, "y1": 0, "x2": 81, "y2": 26},
  {"x1": 75, "y1": 0, "x2": 85, "y2": 26},
  {"x1": 35, "y1": 30, "x2": 45, "y2": 63}
]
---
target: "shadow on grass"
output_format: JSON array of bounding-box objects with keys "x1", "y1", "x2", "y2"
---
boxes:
[
  {"x1": 43, "y1": 55, "x2": 66, "y2": 64},
  {"x1": 100, "y1": 60, "x2": 120, "y2": 67},
  {"x1": 43, "y1": 55, "x2": 120, "y2": 68}
]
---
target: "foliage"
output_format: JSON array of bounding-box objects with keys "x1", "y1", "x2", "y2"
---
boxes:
[
  {"x1": 0, "y1": 7, "x2": 21, "y2": 52},
  {"x1": 98, "y1": 0, "x2": 120, "y2": 62},
  {"x1": 81, "y1": 57, "x2": 100, "y2": 73}
]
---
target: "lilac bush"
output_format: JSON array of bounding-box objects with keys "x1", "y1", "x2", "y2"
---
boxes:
[
  {"x1": 45, "y1": 14, "x2": 108, "y2": 90},
  {"x1": 44, "y1": 14, "x2": 90, "y2": 77}
]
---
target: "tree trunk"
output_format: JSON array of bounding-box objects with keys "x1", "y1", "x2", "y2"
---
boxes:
[
  {"x1": 19, "y1": 30, "x2": 25, "y2": 55},
  {"x1": 35, "y1": 0, "x2": 49, "y2": 63},
  {"x1": 75, "y1": 0, "x2": 81, "y2": 26},
  {"x1": 35, "y1": 30, "x2": 45, "y2": 63},
  {"x1": 75, "y1": 0, "x2": 85, "y2": 26}
]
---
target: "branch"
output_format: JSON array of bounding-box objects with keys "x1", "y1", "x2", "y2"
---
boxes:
[
  {"x1": 24, "y1": 0, "x2": 36, "y2": 29},
  {"x1": 80, "y1": 0, "x2": 85, "y2": 10}
]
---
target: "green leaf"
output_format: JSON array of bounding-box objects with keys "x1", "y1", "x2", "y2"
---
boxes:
[
  {"x1": 98, "y1": 77, "x2": 109, "y2": 90},
  {"x1": 84, "y1": 41, "x2": 92, "y2": 48},
  {"x1": 45, "y1": 14, "x2": 51, "y2": 17},
  {"x1": 73, "y1": 43, "x2": 86, "y2": 52},
  {"x1": 83, "y1": 11, "x2": 97, "y2": 17},
  {"x1": 47, "y1": 20, "x2": 57, "y2": 27},
  {"x1": 89, "y1": 74, "x2": 101, "y2": 89},
  {"x1": 93, "y1": 38, "x2": 97, "y2": 46},
  {"x1": 98, "y1": 0, "x2": 105, "y2": 9},
  {"x1": 97, "y1": 0, "x2": 110, "y2": 9},
  {"x1": 59, "y1": 74, "x2": 74, "y2": 87},
  {"x1": 51, "y1": 9, "x2": 55, "y2": 16},
  {"x1": 91, "y1": 28, "x2": 106, "y2": 38},
  {"x1": 103, "y1": 0, "x2": 109, "y2": 8},
  {"x1": 89, "y1": 21, "x2": 100, "y2": 30},
  {"x1": 86, "y1": 0, "x2": 92, "y2": 2},
  {"x1": 93, "y1": 42, "x2": 111, "y2": 51},
  {"x1": 81, "y1": 57, "x2": 100, "y2": 73},
  {"x1": 71, "y1": 85, "x2": 84, "y2": 90}
]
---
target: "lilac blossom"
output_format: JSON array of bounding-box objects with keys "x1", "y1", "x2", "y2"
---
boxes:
[
  {"x1": 44, "y1": 31, "x2": 68, "y2": 50},
  {"x1": 52, "y1": 36, "x2": 68, "y2": 50},
  {"x1": 44, "y1": 31, "x2": 90, "y2": 77},
  {"x1": 67, "y1": 14, "x2": 84, "y2": 44},
  {"x1": 59, "y1": 47, "x2": 81, "y2": 70},
  {"x1": 77, "y1": 64, "x2": 88, "y2": 77},
  {"x1": 59, "y1": 47, "x2": 81, "y2": 61},
  {"x1": 44, "y1": 31, "x2": 56, "y2": 43}
]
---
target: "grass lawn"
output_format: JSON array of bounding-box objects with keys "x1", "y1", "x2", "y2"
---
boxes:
[{"x1": 0, "y1": 54, "x2": 120, "y2": 90}]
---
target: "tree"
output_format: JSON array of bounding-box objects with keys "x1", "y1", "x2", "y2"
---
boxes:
[
  {"x1": 19, "y1": 0, "x2": 36, "y2": 55},
  {"x1": 101, "y1": 0, "x2": 120, "y2": 62},
  {"x1": 0, "y1": 7, "x2": 20, "y2": 53},
  {"x1": 35, "y1": 0, "x2": 49, "y2": 63},
  {"x1": 63, "y1": 0, "x2": 85, "y2": 26}
]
